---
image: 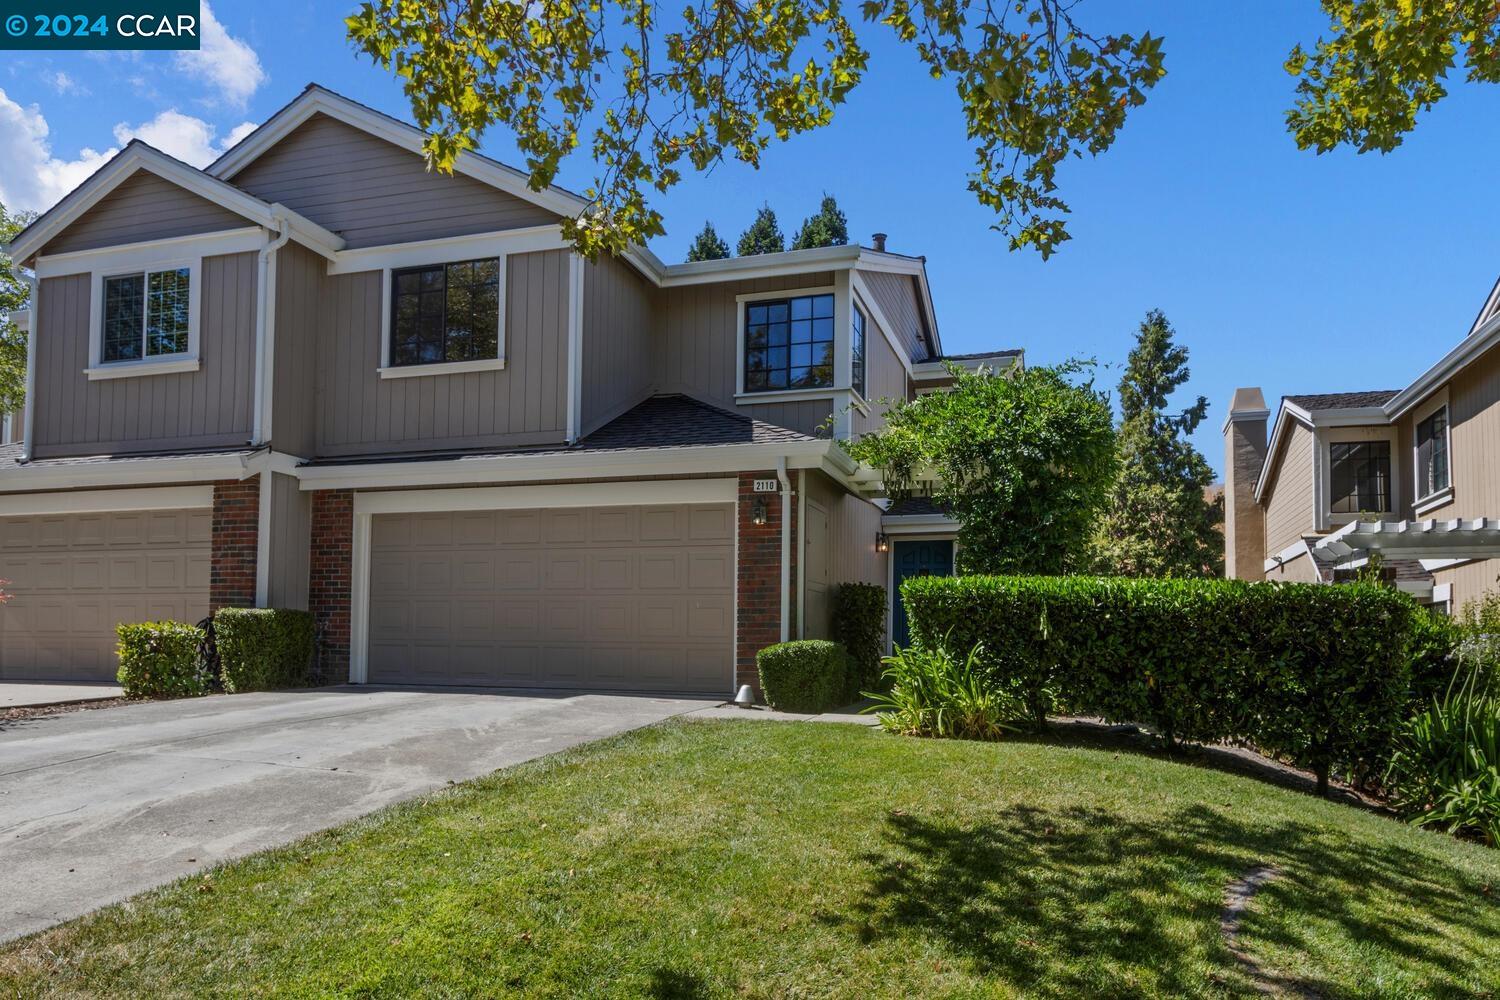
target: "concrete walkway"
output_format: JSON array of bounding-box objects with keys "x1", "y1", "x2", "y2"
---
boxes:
[
  {"x1": 0, "y1": 686, "x2": 708, "y2": 941},
  {"x1": 0, "y1": 682, "x2": 124, "y2": 709}
]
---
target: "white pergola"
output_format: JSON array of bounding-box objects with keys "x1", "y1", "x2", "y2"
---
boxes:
[{"x1": 1311, "y1": 517, "x2": 1500, "y2": 565}]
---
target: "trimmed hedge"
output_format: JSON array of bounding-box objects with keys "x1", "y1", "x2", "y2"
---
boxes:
[
  {"x1": 832, "y1": 582, "x2": 887, "y2": 695},
  {"x1": 902, "y1": 575, "x2": 1419, "y2": 791},
  {"x1": 757, "y1": 640, "x2": 850, "y2": 714},
  {"x1": 216, "y1": 608, "x2": 315, "y2": 693},
  {"x1": 116, "y1": 620, "x2": 208, "y2": 698}
]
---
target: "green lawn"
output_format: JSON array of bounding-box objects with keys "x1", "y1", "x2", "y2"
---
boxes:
[{"x1": 3, "y1": 721, "x2": 1498, "y2": 998}]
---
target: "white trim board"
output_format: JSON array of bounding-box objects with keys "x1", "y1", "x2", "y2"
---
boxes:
[
  {"x1": 0, "y1": 485, "x2": 213, "y2": 516},
  {"x1": 208, "y1": 85, "x2": 588, "y2": 220},
  {"x1": 9, "y1": 142, "x2": 343, "y2": 266}
]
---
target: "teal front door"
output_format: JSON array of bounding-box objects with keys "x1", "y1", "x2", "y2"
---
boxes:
[{"x1": 891, "y1": 539, "x2": 954, "y2": 649}]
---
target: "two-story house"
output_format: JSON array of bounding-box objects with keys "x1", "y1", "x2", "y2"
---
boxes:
[
  {"x1": 1223, "y1": 275, "x2": 1500, "y2": 612},
  {"x1": 0, "y1": 83, "x2": 1019, "y2": 695}
]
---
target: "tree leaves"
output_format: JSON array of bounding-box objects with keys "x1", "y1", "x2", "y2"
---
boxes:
[
  {"x1": 0, "y1": 202, "x2": 34, "y2": 416},
  {"x1": 1286, "y1": 0, "x2": 1500, "y2": 154},
  {"x1": 847, "y1": 360, "x2": 1117, "y2": 575}
]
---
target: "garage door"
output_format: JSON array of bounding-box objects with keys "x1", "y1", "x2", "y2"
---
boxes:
[
  {"x1": 0, "y1": 509, "x2": 211, "y2": 681},
  {"x1": 367, "y1": 504, "x2": 733, "y2": 693}
]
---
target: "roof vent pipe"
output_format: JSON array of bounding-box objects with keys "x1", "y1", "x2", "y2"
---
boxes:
[{"x1": 871, "y1": 232, "x2": 887, "y2": 253}]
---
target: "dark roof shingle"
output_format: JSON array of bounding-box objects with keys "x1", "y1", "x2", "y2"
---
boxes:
[{"x1": 1284, "y1": 390, "x2": 1400, "y2": 411}]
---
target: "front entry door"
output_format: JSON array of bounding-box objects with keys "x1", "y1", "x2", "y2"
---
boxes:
[{"x1": 891, "y1": 539, "x2": 954, "y2": 649}]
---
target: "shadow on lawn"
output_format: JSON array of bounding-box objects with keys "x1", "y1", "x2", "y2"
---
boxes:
[{"x1": 837, "y1": 803, "x2": 1493, "y2": 1000}]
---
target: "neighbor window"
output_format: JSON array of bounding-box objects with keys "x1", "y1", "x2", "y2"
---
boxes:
[
  {"x1": 102, "y1": 268, "x2": 190, "y2": 363},
  {"x1": 743, "y1": 293, "x2": 834, "y2": 392},
  {"x1": 1416, "y1": 407, "x2": 1450, "y2": 499},
  {"x1": 851, "y1": 304, "x2": 867, "y2": 398},
  {"x1": 1330, "y1": 441, "x2": 1392, "y2": 514},
  {"x1": 390, "y1": 258, "x2": 500, "y2": 366}
]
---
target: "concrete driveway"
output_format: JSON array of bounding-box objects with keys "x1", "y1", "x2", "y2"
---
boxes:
[{"x1": 0, "y1": 686, "x2": 709, "y2": 941}]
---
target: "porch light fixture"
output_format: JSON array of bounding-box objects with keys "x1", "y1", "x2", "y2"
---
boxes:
[
  {"x1": 751, "y1": 498, "x2": 768, "y2": 526},
  {"x1": 876, "y1": 532, "x2": 890, "y2": 553}
]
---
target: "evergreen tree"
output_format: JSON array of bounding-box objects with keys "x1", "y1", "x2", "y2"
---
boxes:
[
  {"x1": 736, "y1": 205, "x2": 785, "y2": 256},
  {"x1": 685, "y1": 221, "x2": 730, "y2": 262},
  {"x1": 1093, "y1": 310, "x2": 1223, "y2": 578},
  {"x1": 790, "y1": 194, "x2": 848, "y2": 249}
]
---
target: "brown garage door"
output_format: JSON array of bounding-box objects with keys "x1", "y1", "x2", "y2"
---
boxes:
[
  {"x1": 0, "y1": 509, "x2": 211, "y2": 681},
  {"x1": 367, "y1": 504, "x2": 733, "y2": 693}
]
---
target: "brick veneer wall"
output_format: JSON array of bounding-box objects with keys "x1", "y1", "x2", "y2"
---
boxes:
[
  {"x1": 736, "y1": 471, "x2": 796, "y2": 693},
  {"x1": 310, "y1": 490, "x2": 354, "y2": 680},
  {"x1": 209, "y1": 477, "x2": 259, "y2": 612}
]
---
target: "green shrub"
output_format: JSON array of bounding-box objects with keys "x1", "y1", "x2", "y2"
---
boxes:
[
  {"x1": 216, "y1": 608, "x2": 315, "y2": 693},
  {"x1": 902, "y1": 575, "x2": 1418, "y2": 792},
  {"x1": 865, "y1": 641, "x2": 1026, "y2": 741},
  {"x1": 832, "y1": 582, "x2": 886, "y2": 695},
  {"x1": 116, "y1": 620, "x2": 208, "y2": 698},
  {"x1": 1387, "y1": 657, "x2": 1500, "y2": 846},
  {"x1": 757, "y1": 640, "x2": 850, "y2": 714}
]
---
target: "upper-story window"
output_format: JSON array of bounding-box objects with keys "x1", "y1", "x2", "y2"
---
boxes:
[
  {"x1": 1416, "y1": 406, "x2": 1450, "y2": 499},
  {"x1": 390, "y1": 258, "x2": 500, "y2": 367},
  {"x1": 102, "y1": 268, "x2": 190, "y2": 363},
  {"x1": 743, "y1": 293, "x2": 834, "y2": 392},
  {"x1": 1330, "y1": 440, "x2": 1391, "y2": 513},
  {"x1": 851, "y1": 304, "x2": 867, "y2": 398}
]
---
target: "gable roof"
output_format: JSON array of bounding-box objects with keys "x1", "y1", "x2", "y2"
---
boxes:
[
  {"x1": 7, "y1": 141, "x2": 344, "y2": 265},
  {"x1": 207, "y1": 84, "x2": 589, "y2": 222}
]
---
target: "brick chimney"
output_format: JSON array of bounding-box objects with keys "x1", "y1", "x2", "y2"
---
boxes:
[
  {"x1": 871, "y1": 232, "x2": 887, "y2": 253},
  {"x1": 1223, "y1": 387, "x2": 1270, "y2": 580}
]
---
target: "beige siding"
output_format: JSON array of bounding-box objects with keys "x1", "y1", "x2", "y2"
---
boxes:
[
  {"x1": 581, "y1": 254, "x2": 658, "y2": 435},
  {"x1": 1264, "y1": 551, "x2": 1319, "y2": 583},
  {"x1": 851, "y1": 307, "x2": 909, "y2": 439},
  {"x1": 858, "y1": 269, "x2": 929, "y2": 362},
  {"x1": 1262, "y1": 421, "x2": 1315, "y2": 557},
  {"x1": 40, "y1": 170, "x2": 253, "y2": 257},
  {"x1": 231, "y1": 113, "x2": 558, "y2": 248},
  {"x1": 315, "y1": 249, "x2": 570, "y2": 456},
  {"x1": 802, "y1": 470, "x2": 888, "y2": 640},
  {"x1": 32, "y1": 253, "x2": 256, "y2": 458},
  {"x1": 658, "y1": 272, "x2": 835, "y2": 437},
  {"x1": 1433, "y1": 559, "x2": 1500, "y2": 613},
  {"x1": 266, "y1": 471, "x2": 311, "y2": 610},
  {"x1": 271, "y1": 241, "x2": 323, "y2": 457}
]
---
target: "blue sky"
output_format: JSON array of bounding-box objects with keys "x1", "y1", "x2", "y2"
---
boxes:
[{"x1": 4, "y1": 1, "x2": 1498, "y2": 475}]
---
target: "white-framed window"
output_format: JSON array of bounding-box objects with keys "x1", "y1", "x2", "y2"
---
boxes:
[
  {"x1": 1416, "y1": 389, "x2": 1452, "y2": 512},
  {"x1": 388, "y1": 257, "x2": 501, "y2": 368},
  {"x1": 851, "y1": 303, "x2": 867, "y2": 399},
  {"x1": 101, "y1": 267, "x2": 191, "y2": 364}
]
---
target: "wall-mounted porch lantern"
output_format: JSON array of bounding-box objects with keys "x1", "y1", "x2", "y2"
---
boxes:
[
  {"x1": 751, "y1": 498, "x2": 769, "y2": 526},
  {"x1": 876, "y1": 532, "x2": 890, "y2": 553}
]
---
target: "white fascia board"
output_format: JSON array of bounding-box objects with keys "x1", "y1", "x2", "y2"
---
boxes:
[
  {"x1": 33, "y1": 228, "x2": 267, "y2": 278},
  {"x1": 9, "y1": 144, "x2": 342, "y2": 265},
  {"x1": 0, "y1": 484, "x2": 215, "y2": 516},
  {"x1": 882, "y1": 513, "x2": 960, "y2": 534},
  {"x1": 1386, "y1": 311, "x2": 1500, "y2": 419},
  {"x1": 1252, "y1": 402, "x2": 1313, "y2": 503},
  {"x1": 0, "y1": 452, "x2": 256, "y2": 492},
  {"x1": 1307, "y1": 406, "x2": 1391, "y2": 427},
  {"x1": 296, "y1": 440, "x2": 841, "y2": 491},
  {"x1": 325, "y1": 225, "x2": 568, "y2": 275},
  {"x1": 208, "y1": 87, "x2": 588, "y2": 220},
  {"x1": 911, "y1": 355, "x2": 1021, "y2": 379},
  {"x1": 354, "y1": 477, "x2": 737, "y2": 517},
  {"x1": 659, "y1": 244, "x2": 861, "y2": 287}
]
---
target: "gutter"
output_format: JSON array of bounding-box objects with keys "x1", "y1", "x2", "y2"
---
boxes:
[
  {"x1": 777, "y1": 456, "x2": 792, "y2": 644},
  {"x1": 19, "y1": 275, "x2": 37, "y2": 462},
  {"x1": 252, "y1": 211, "x2": 293, "y2": 446}
]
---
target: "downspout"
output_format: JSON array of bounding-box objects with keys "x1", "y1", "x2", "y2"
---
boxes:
[
  {"x1": 252, "y1": 211, "x2": 292, "y2": 447},
  {"x1": 252, "y1": 213, "x2": 291, "y2": 607},
  {"x1": 777, "y1": 457, "x2": 792, "y2": 643},
  {"x1": 19, "y1": 275, "x2": 37, "y2": 462}
]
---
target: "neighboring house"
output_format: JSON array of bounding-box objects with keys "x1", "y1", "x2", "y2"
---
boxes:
[
  {"x1": 0, "y1": 83, "x2": 1019, "y2": 693},
  {"x1": 1223, "y1": 276, "x2": 1500, "y2": 613}
]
